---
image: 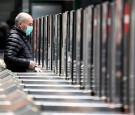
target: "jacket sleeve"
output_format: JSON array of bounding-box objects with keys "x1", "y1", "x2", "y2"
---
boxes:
[{"x1": 4, "y1": 34, "x2": 30, "y2": 69}]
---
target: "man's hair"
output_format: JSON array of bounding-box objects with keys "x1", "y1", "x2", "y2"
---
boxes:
[
  {"x1": 15, "y1": 13, "x2": 26, "y2": 26},
  {"x1": 15, "y1": 12, "x2": 32, "y2": 26}
]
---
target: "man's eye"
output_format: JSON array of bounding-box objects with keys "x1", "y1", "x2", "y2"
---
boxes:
[{"x1": 29, "y1": 23, "x2": 33, "y2": 26}]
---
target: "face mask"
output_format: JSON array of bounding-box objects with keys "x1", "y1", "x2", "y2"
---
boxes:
[{"x1": 25, "y1": 26, "x2": 33, "y2": 36}]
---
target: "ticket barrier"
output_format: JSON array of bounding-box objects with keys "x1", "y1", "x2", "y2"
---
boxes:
[{"x1": 0, "y1": 68, "x2": 40, "y2": 115}]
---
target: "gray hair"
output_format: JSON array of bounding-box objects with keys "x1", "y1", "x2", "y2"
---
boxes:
[
  {"x1": 15, "y1": 12, "x2": 31, "y2": 26},
  {"x1": 15, "y1": 13, "x2": 25, "y2": 26}
]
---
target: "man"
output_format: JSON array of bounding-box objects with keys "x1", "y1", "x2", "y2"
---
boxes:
[
  {"x1": 4, "y1": 12, "x2": 42, "y2": 72},
  {"x1": 0, "y1": 22, "x2": 9, "y2": 49}
]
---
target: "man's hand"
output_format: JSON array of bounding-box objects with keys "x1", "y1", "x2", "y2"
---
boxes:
[
  {"x1": 28, "y1": 60, "x2": 42, "y2": 73},
  {"x1": 29, "y1": 60, "x2": 37, "y2": 69},
  {"x1": 34, "y1": 67, "x2": 42, "y2": 73}
]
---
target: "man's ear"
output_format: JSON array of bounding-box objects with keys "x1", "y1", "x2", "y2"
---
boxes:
[{"x1": 18, "y1": 21, "x2": 22, "y2": 28}]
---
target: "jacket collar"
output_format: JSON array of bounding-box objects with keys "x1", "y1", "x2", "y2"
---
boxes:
[{"x1": 13, "y1": 25, "x2": 27, "y2": 37}]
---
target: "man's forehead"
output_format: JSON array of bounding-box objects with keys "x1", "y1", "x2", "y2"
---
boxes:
[{"x1": 23, "y1": 18, "x2": 33, "y2": 23}]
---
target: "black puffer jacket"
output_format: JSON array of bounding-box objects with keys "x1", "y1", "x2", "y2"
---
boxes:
[{"x1": 4, "y1": 26, "x2": 33, "y2": 72}]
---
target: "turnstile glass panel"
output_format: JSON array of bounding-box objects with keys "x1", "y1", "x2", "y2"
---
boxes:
[
  {"x1": 100, "y1": 2, "x2": 109, "y2": 99},
  {"x1": 82, "y1": 6, "x2": 93, "y2": 91},
  {"x1": 93, "y1": 5, "x2": 101, "y2": 96},
  {"x1": 129, "y1": 0, "x2": 135, "y2": 114}
]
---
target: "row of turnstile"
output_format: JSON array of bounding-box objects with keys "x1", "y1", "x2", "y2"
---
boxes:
[
  {"x1": 0, "y1": 64, "x2": 128, "y2": 115},
  {"x1": 29, "y1": 0, "x2": 135, "y2": 114}
]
